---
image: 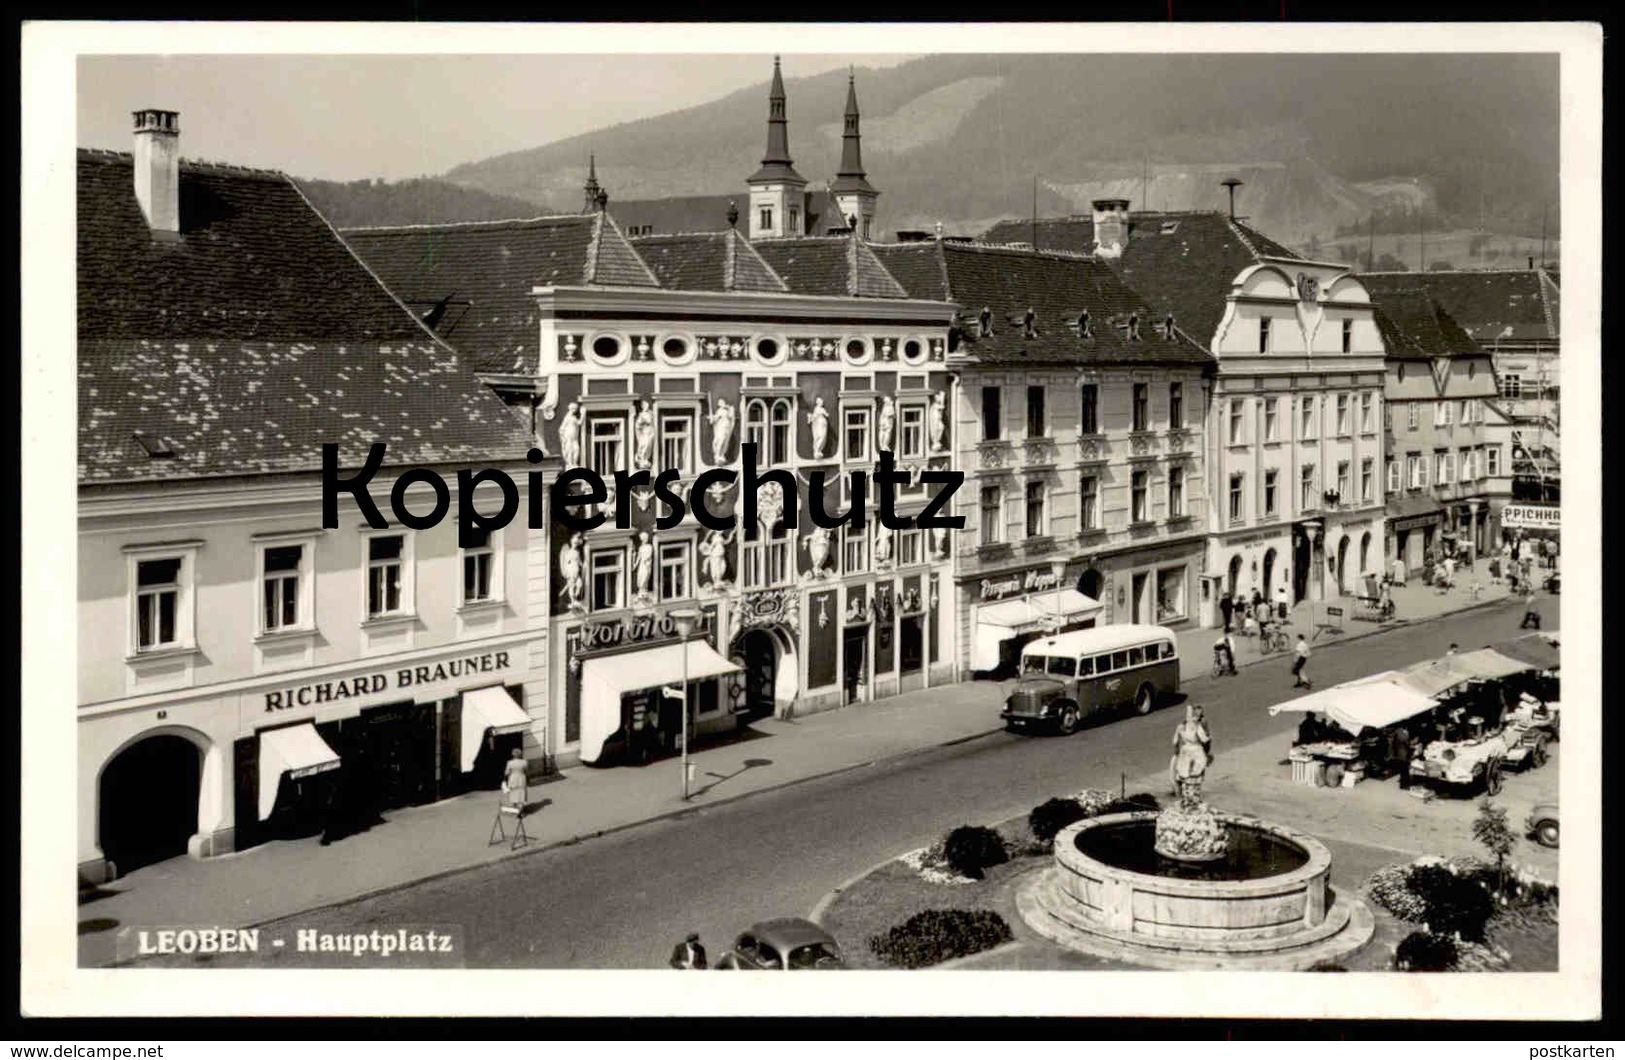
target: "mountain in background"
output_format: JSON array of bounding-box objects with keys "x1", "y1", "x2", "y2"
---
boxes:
[
  {"x1": 302, "y1": 53, "x2": 1561, "y2": 256},
  {"x1": 297, "y1": 176, "x2": 543, "y2": 229}
]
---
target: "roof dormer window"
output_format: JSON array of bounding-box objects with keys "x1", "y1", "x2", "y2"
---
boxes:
[{"x1": 1076, "y1": 309, "x2": 1092, "y2": 338}]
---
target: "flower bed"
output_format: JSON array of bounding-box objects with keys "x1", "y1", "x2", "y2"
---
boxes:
[{"x1": 1364, "y1": 854, "x2": 1557, "y2": 970}]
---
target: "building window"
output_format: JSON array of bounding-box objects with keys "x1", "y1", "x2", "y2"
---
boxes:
[
  {"x1": 660, "y1": 412, "x2": 694, "y2": 476},
  {"x1": 1169, "y1": 382, "x2": 1184, "y2": 429},
  {"x1": 1264, "y1": 469, "x2": 1278, "y2": 517},
  {"x1": 1336, "y1": 460, "x2": 1351, "y2": 501},
  {"x1": 1264, "y1": 397, "x2": 1279, "y2": 441},
  {"x1": 589, "y1": 416, "x2": 626, "y2": 478},
  {"x1": 770, "y1": 399, "x2": 793, "y2": 465},
  {"x1": 1025, "y1": 480, "x2": 1047, "y2": 538},
  {"x1": 461, "y1": 530, "x2": 495, "y2": 604},
  {"x1": 1407, "y1": 402, "x2": 1420, "y2": 431},
  {"x1": 1362, "y1": 392, "x2": 1375, "y2": 433},
  {"x1": 744, "y1": 399, "x2": 793, "y2": 465},
  {"x1": 1300, "y1": 396, "x2": 1317, "y2": 440},
  {"x1": 1131, "y1": 470, "x2": 1149, "y2": 524},
  {"x1": 658, "y1": 542, "x2": 691, "y2": 602},
  {"x1": 981, "y1": 387, "x2": 1002, "y2": 441},
  {"x1": 261, "y1": 545, "x2": 304, "y2": 632},
  {"x1": 367, "y1": 534, "x2": 406, "y2": 618},
  {"x1": 1259, "y1": 316, "x2": 1272, "y2": 354},
  {"x1": 1300, "y1": 464, "x2": 1317, "y2": 511},
  {"x1": 1336, "y1": 394, "x2": 1350, "y2": 436},
  {"x1": 843, "y1": 406, "x2": 870, "y2": 463},
  {"x1": 1228, "y1": 400, "x2": 1244, "y2": 445},
  {"x1": 1341, "y1": 318, "x2": 1353, "y2": 354},
  {"x1": 899, "y1": 403, "x2": 926, "y2": 459},
  {"x1": 1132, "y1": 383, "x2": 1149, "y2": 432},
  {"x1": 1228, "y1": 473, "x2": 1245, "y2": 524},
  {"x1": 134, "y1": 556, "x2": 184, "y2": 651},
  {"x1": 788, "y1": 205, "x2": 800, "y2": 233},
  {"x1": 1079, "y1": 384, "x2": 1099, "y2": 435},
  {"x1": 1459, "y1": 447, "x2": 1474, "y2": 482},
  {"x1": 1026, "y1": 385, "x2": 1047, "y2": 438},
  {"x1": 1156, "y1": 566, "x2": 1187, "y2": 623},
  {"x1": 1385, "y1": 403, "x2": 1394, "y2": 431},
  {"x1": 759, "y1": 207, "x2": 773, "y2": 231},
  {"x1": 1436, "y1": 400, "x2": 1452, "y2": 428},
  {"x1": 1486, "y1": 446, "x2": 1501, "y2": 477},
  {"x1": 590, "y1": 549, "x2": 624, "y2": 612},
  {"x1": 1361, "y1": 458, "x2": 1375, "y2": 503},
  {"x1": 1079, "y1": 475, "x2": 1099, "y2": 530},
  {"x1": 1386, "y1": 458, "x2": 1400, "y2": 493},
  {"x1": 843, "y1": 523, "x2": 868, "y2": 573},
  {"x1": 980, "y1": 485, "x2": 1002, "y2": 545},
  {"x1": 1456, "y1": 400, "x2": 1468, "y2": 426},
  {"x1": 1501, "y1": 374, "x2": 1523, "y2": 399},
  {"x1": 899, "y1": 529, "x2": 924, "y2": 567},
  {"x1": 1407, "y1": 454, "x2": 1424, "y2": 490},
  {"x1": 862, "y1": 217, "x2": 872, "y2": 239},
  {"x1": 1436, "y1": 450, "x2": 1453, "y2": 486},
  {"x1": 1168, "y1": 466, "x2": 1185, "y2": 518},
  {"x1": 743, "y1": 523, "x2": 791, "y2": 589}
]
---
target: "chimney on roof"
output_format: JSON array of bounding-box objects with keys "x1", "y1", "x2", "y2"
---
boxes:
[
  {"x1": 1220, "y1": 178, "x2": 1244, "y2": 220},
  {"x1": 1528, "y1": 256, "x2": 1535, "y2": 270},
  {"x1": 1092, "y1": 198, "x2": 1130, "y2": 260},
  {"x1": 728, "y1": 201, "x2": 739, "y2": 229},
  {"x1": 133, "y1": 109, "x2": 181, "y2": 235}
]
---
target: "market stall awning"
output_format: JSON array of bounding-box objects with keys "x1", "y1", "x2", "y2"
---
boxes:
[
  {"x1": 460, "y1": 684, "x2": 532, "y2": 773},
  {"x1": 1491, "y1": 633, "x2": 1561, "y2": 671},
  {"x1": 1448, "y1": 648, "x2": 1543, "y2": 682},
  {"x1": 1268, "y1": 677, "x2": 1440, "y2": 735},
  {"x1": 971, "y1": 592, "x2": 1101, "y2": 671},
  {"x1": 1392, "y1": 656, "x2": 1483, "y2": 699},
  {"x1": 258, "y1": 723, "x2": 341, "y2": 821},
  {"x1": 578, "y1": 640, "x2": 741, "y2": 765}
]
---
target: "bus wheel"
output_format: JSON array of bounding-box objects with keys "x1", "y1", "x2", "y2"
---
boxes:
[
  {"x1": 1057, "y1": 705, "x2": 1080, "y2": 735},
  {"x1": 1134, "y1": 684, "x2": 1155, "y2": 716}
]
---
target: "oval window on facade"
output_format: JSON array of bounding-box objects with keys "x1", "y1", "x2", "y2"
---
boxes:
[
  {"x1": 592, "y1": 335, "x2": 622, "y2": 361},
  {"x1": 846, "y1": 338, "x2": 867, "y2": 360},
  {"x1": 756, "y1": 337, "x2": 780, "y2": 361},
  {"x1": 902, "y1": 339, "x2": 924, "y2": 364},
  {"x1": 1397, "y1": 363, "x2": 1406, "y2": 382}
]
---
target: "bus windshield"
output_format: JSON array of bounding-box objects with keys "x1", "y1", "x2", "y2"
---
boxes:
[{"x1": 1022, "y1": 655, "x2": 1050, "y2": 675}]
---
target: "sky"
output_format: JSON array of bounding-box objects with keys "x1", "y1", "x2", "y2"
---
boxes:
[{"x1": 77, "y1": 54, "x2": 919, "y2": 182}]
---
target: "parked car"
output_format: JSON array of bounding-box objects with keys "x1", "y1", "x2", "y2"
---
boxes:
[
  {"x1": 712, "y1": 918, "x2": 844, "y2": 970},
  {"x1": 1527, "y1": 802, "x2": 1559, "y2": 848}
]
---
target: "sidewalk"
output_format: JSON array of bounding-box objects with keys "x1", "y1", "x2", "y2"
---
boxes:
[
  {"x1": 78, "y1": 573, "x2": 1534, "y2": 967},
  {"x1": 1180, "y1": 572, "x2": 1517, "y2": 681}
]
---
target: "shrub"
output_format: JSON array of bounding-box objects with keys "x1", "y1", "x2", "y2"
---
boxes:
[
  {"x1": 1395, "y1": 930, "x2": 1459, "y2": 972},
  {"x1": 1028, "y1": 797, "x2": 1088, "y2": 847},
  {"x1": 942, "y1": 825, "x2": 1008, "y2": 880},
  {"x1": 1366, "y1": 863, "x2": 1428, "y2": 923},
  {"x1": 1306, "y1": 960, "x2": 1348, "y2": 972},
  {"x1": 1101, "y1": 792, "x2": 1162, "y2": 815},
  {"x1": 867, "y1": 908, "x2": 1014, "y2": 969},
  {"x1": 1472, "y1": 800, "x2": 1516, "y2": 888},
  {"x1": 1407, "y1": 864, "x2": 1496, "y2": 942}
]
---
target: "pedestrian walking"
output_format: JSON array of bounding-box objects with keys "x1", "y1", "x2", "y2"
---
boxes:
[
  {"x1": 1276, "y1": 585, "x2": 1289, "y2": 623},
  {"x1": 1219, "y1": 591, "x2": 1234, "y2": 634},
  {"x1": 1213, "y1": 631, "x2": 1237, "y2": 675},
  {"x1": 502, "y1": 747, "x2": 528, "y2": 810},
  {"x1": 1520, "y1": 587, "x2": 1541, "y2": 629},
  {"x1": 1447, "y1": 643, "x2": 1459, "y2": 656},
  {"x1": 1291, "y1": 633, "x2": 1312, "y2": 689},
  {"x1": 670, "y1": 932, "x2": 708, "y2": 969}
]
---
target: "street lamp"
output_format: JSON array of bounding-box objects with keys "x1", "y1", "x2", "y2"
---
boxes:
[
  {"x1": 669, "y1": 608, "x2": 701, "y2": 800},
  {"x1": 1051, "y1": 559, "x2": 1067, "y2": 633}
]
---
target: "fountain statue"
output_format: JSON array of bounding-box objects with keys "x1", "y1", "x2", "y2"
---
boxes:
[{"x1": 1156, "y1": 703, "x2": 1228, "y2": 863}]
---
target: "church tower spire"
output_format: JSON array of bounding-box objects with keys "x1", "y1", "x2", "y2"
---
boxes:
[
  {"x1": 830, "y1": 70, "x2": 879, "y2": 240},
  {"x1": 582, "y1": 154, "x2": 603, "y2": 213},
  {"x1": 746, "y1": 56, "x2": 807, "y2": 240}
]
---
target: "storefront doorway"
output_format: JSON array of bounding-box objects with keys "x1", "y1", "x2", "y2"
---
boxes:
[
  {"x1": 350, "y1": 701, "x2": 437, "y2": 814},
  {"x1": 98, "y1": 733, "x2": 202, "y2": 875},
  {"x1": 1336, "y1": 535, "x2": 1351, "y2": 595},
  {"x1": 1292, "y1": 529, "x2": 1311, "y2": 604},
  {"x1": 899, "y1": 614, "x2": 924, "y2": 692},
  {"x1": 1131, "y1": 572, "x2": 1150, "y2": 624},
  {"x1": 1077, "y1": 567, "x2": 1103, "y2": 602},
  {"x1": 1226, "y1": 555, "x2": 1242, "y2": 597},
  {"x1": 733, "y1": 628, "x2": 778, "y2": 720},
  {"x1": 1261, "y1": 548, "x2": 1278, "y2": 601},
  {"x1": 842, "y1": 626, "x2": 868, "y2": 704},
  {"x1": 1360, "y1": 532, "x2": 1372, "y2": 578}
]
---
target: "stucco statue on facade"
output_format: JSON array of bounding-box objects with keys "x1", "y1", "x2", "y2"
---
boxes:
[
  {"x1": 931, "y1": 524, "x2": 950, "y2": 558},
  {"x1": 876, "y1": 396, "x2": 896, "y2": 454},
  {"x1": 633, "y1": 531, "x2": 655, "y2": 601},
  {"x1": 803, "y1": 525, "x2": 831, "y2": 578},
  {"x1": 874, "y1": 521, "x2": 894, "y2": 567},
  {"x1": 632, "y1": 399, "x2": 656, "y2": 471},
  {"x1": 928, "y1": 390, "x2": 947, "y2": 453},
  {"x1": 708, "y1": 398, "x2": 736, "y2": 465},
  {"x1": 806, "y1": 396, "x2": 830, "y2": 460},
  {"x1": 557, "y1": 402, "x2": 583, "y2": 469},
  {"x1": 699, "y1": 528, "x2": 736, "y2": 590},
  {"x1": 558, "y1": 532, "x2": 585, "y2": 610}
]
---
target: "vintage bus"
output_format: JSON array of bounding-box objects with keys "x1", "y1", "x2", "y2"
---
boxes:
[{"x1": 999, "y1": 624, "x2": 1181, "y2": 735}]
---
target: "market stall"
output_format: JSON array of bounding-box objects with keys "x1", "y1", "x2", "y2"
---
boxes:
[{"x1": 1269, "y1": 674, "x2": 1439, "y2": 788}]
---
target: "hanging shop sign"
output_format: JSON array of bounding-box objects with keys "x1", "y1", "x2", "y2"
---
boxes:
[
  {"x1": 977, "y1": 564, "x2": 1064, "y2": 603},
  {"x1": 570, "y1": 607, "x2": 717, "y2": 657}
]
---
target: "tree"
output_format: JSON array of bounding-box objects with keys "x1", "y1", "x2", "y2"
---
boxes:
[
  {"x1": 1473, "y1": 798, "x2": 1516, "y2": 894},
  {"x1": 1429, "y1": 260, "x2": 1457, "y2": 271},
  {"x1": 1374, "y1": 253, "x2": 1409, "y2": 272}
]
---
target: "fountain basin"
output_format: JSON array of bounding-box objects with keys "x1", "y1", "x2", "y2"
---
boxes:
[{"x1": 1019, "y1": 811, "x2": 1373, "y2": 969}]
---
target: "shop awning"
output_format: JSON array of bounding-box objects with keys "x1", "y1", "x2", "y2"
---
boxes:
[
  {"x1": 1448, "y1": 648, "x2": 1542, "y2": 682},
  {"x1": 1268, "y1": 675, "x2": 1439, "y2": 735},
  {"x1": 1491, "y1": 633, "x2": 1561, "y2": 671},
  {"x1": 460, "y1": 684, "x2": 532, "y2": 773},
  {"x1": 971, "y1": 592, "x2": 1101, "y2": 671},
  {"x1": 258, "y1": 723, "x2": 341, "y2": 821},
  {"x1": 1392, "y1": 657, "x2": 1483, "y2": 698},
  {"x1": 578, "y1": 640, "x2": 742, "y2": 765}
]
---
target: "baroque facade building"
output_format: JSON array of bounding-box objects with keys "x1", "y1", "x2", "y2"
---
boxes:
[{"x1": 77, "y1": 112, "x2": 543, "y2": 883}]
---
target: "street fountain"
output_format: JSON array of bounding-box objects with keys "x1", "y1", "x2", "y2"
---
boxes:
[{"x1": 1018, "y1": 705, "x2": 1374, "y2": 970}]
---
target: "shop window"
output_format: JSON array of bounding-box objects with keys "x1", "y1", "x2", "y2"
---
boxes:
[
  {"x1": 1079, "y1": 475, "x2": 1099, "y2": 530},
  {"x1": 660, "y1": 412, "x2": 694, "y2": 476},
  {"x1": 1131, "y1": 471, "x2": 1149, "y2": 523},
  {"x1": 133, "y1": 555, "x2": 185, "y2": 651},
  {"x1": 461, "y1": 530, "x2": 495, "y2": 604},
  {"x1": 1132, "y1": 383, "x2": 1149, "y2": 432},
  {"x1": 658, "y1": 542, "x2": 691, "y2": 601},
  {"x1": 844, "y1": 406, "x2": 870, "y2": 463},
  {"x1": 980, "y1": 484, "x2": 1002, "y2": 545},
  {"x1": 899, "y1": 404, "x2": 926, "y2": 458},
  {"x1": 1169, "y1": 382, "x2": 1184, "y2": 429},
  {"x1": 1079, "y1": 384, "x2": 1099, "y2": 435},
  {"x1": 1156, "y1": 566, "x2": 1187, "y2": 623},
  {"x1": 1027, "y1": 386, "x2": 1047, "y2": 438},
  {"x1": 590, "y1": 550, "x2": 625, "y2": 612},
  {"x1": 981, "y1": 387, "x2": 1002, "y2": 441},
  {"x1": 366, "y1": 534, "x2": 408, "y2": 618},
  {"x1": 1025, "y1": 480, "x2": 1047, "y2": 538},
  {"x1": 843, "y1": 523, "x2": 868, "y2": 573}
]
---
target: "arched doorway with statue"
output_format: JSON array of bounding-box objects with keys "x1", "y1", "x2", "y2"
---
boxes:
[{"x1": 729, "y1": 624, "x2": 799, "y2": 720}]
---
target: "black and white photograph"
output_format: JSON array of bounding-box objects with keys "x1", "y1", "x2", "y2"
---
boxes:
[{"x1": 20, "y1": 21, "x2": 1600, "y2": 1020}]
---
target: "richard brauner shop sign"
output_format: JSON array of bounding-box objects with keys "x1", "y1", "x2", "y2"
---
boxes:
[{"x1": 263, "y1": 650, "x2": 512, "y2": 713}]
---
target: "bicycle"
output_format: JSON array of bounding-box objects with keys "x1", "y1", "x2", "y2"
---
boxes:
[{"x1": 1261, "y1": 626, "x2": 1289, "y2": 654}]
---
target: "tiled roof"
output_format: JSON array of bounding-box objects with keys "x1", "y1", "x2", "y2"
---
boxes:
[
  {"x1": 630, "y1": 231, "x2": 788, "y2": 294},
  {"x1": 752, "y1": 236, "x2": 910, "y2": 299},
  {"x1": 610, "y1": 195, "x2": 739, "y2": 236},
  {"x1": 341, "y1": 212, "x2": 659, "y2": 373},
  {"x1": 77, "y1": 150, "x2": 426, "y2": 343},
  {"x1": 1360, "y1": 283, "x2": 1481, "y2": 360},
  {"x1": 77, "y1": 150, "x2": 531, "y2": 483},
  {"x1": 1361, "y1": 270, "x2": 1559, "y2": 343},
  {"x1": 873, "y1": 241, "x2": 1214, "y2": 368},
  {"x1": 980, "y1": 217, "x2": 1100, "y2": 255}
]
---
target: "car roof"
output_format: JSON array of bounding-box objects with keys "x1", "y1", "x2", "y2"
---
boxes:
[
  {"x1": 1023, "y1": 624, "x2": 1177, "y2": 657},
  {"x1": 749, "y1": 918, "x2": 838, "y2": 949}
]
